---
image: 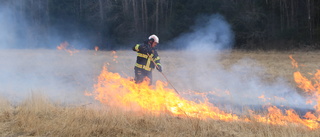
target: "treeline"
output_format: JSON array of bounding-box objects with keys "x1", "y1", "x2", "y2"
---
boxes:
[{"x1": 1, "y1": 0, "x2": 319, "y2": 50}]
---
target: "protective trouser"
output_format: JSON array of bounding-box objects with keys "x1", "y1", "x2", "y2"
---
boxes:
[{"x1": 134, "y1": 67, "x2": 152, "y2": 85}]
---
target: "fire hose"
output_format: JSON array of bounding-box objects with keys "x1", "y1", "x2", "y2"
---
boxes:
[
  {"x1": 147, "y1": 53, "x2": 192, "y2": 118},
  {"x1": 147, "y1": 53, "x2": 180, "y2": 95}
]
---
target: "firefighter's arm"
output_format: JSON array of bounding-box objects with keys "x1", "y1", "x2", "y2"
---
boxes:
[
  {"x1": 133, "y1": 44, "x2": 152, "y2": 54},
  {"x1": 133, "y1": 44, "x2": 140, "y2": 51},
  {"x1": 154, "y1": 56, "x2": 162, "y2": 72}
]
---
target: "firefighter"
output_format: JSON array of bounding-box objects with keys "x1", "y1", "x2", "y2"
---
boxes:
[{"x1": 132, "y1": 34, "x2": 162, "y2": 85}]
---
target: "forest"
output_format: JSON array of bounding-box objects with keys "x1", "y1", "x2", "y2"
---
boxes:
[{"x1": 0, "y1": 0, "x2": 319, "y2": 50}]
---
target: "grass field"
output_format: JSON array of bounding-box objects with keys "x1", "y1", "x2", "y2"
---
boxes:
[{"x1": 0, "y1": 49, "x2": 320, "y2": 136}]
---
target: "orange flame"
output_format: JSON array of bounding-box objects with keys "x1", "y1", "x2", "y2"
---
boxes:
[
  {"x1": 86, "y1": 63, "x2": 320, "y2": 129},
  {"x1": 88, "y1": 65, "x2": 239, "y2": 121},
  {"x1": 290, "y1": 56, "x2": 320, "y2": 113},
  {"x1": 85, "y1": 55, "x2": 320, "y2": 129},
  {"x1": 56, "y1": 41, "x2": 79, "y2": 56},
  {"x1": 111, "y1": 51, "x2": 118, "y2": 63},
  {"x1": 251, "y1": 106, "x2": 319, "y2": 129},
  {"x1": 95, "y1": 46, "x2": 99, "y2": 51},
  {"x1": 289, "y1": 55, "x2": 299, "y2": 68},
  {"x1": 289, "y1": 55, "x2": 320, "y2": 128},
  {"x1": 293, "y1": 72, "x2": 316, "y2": 93},
  {"x1": 56, "y1": 42, "x2": 68, "y2": 50},
  {"x1": 258, "y1": 94, "x2": 267, "y2": 102}
]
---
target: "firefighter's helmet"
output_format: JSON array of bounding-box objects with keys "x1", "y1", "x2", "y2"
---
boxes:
[{"x1": 148, "y1": 34, "x2": 159, "y2": 43}]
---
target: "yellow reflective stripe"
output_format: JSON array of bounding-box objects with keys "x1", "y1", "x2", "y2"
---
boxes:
[
  {"x1": 135, "y1": 53, "x2": 155, "y2": 71},
  {"x1": 135, "y1": 63, "x2": 151, "y2": 71},
  {"x1": 154, "y1": 56, "x2": 160, "y2": 61},
  {"x1": 156, "y1": 63, "x2": 161, "y2": 66},
  {"x1": 135, "y1": 44, "x2": 140, "y2": 51},
  {"x1": 137, "y1": 53, "x2": 148, "y2": 58},
  {"x1": 145, "y1": 54, "x2": 153, "y2": 71},
  {"x1": 135, "y1": 63, "x2": 143, "y2": 68}
]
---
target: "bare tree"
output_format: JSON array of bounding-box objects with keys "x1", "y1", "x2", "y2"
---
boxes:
[{"x1": 307, "y1": 0, "x2": 313, "y2": 42}]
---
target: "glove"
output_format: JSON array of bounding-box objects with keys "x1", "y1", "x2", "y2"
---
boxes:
[{"x1": 156, "y1": 65, "x2": 162, "y2": 72}]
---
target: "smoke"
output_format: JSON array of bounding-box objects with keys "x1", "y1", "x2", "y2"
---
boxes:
[
  {"x1": 167, "y1": 14, "x2": 313, "y2": 111},
  {"x1": 170, "y1": 14, "x2": 234, "y2": 51},
  {"x1": 0, "y1": 1, "x2": 93, "y2": 49},
  {"x1": 0, "y1": 1, "x2": 98, "y2": 104},
  {"x1": 0, "y1": 49, "x2": 103, "y2": 105},
  {"x1": 0, "y1": 1, "x2": 313, "y2": 113},
  {"x1": 0, "y1": 2, "x2": 26, "y2": 49}
]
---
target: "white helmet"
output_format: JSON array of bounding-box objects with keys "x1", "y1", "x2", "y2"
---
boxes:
[{"x1": 148, "y1": 34, "x2": 159, "y2": 43}]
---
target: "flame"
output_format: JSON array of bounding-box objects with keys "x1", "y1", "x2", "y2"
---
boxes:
[
  {"x1": 306, "y1": 100, "x2": 313, "y2": 104},
  {"x1": 56, "y1": 41, "x2": 79, "y2": 56},
  {"x1": 289, "y1": 55, "x2": 298, "y2": 68},
  {"x1": 111, "y1": 51, "x2": 118, "y2": 63},
  {"x1": 289, "y1": 55, "x2": 320, "y2": 128},
  {"x1": 293, "y1": 72, "x2": 316, "y2": 93},
  {"x1": 56, "y1": 42, "x2": 68, "y2": 50},
  {"x1": 88, "y1": 65, "x2": 239, "y2": 121},
  {"x1": 304, "y1": 112, "x2": 320, "y2": 123},
  {"x1": 86, "y1": 55, "x2": 320, "y2": 129},
  {"x1": 294, "y1": 70, "x2": 320, "y2": 112},
  {"x1": 95, "y1": 46, "x2": 99, "y2": 51},
  {"x1": 258, "y1": 94, "x2": 267, "y2": 102},
  {"x1": 251, "y1": 106, "x2": 319, "y2": 129},
  {"x1": 290, "y1": 56, "x2": 320, "y2": 112}
]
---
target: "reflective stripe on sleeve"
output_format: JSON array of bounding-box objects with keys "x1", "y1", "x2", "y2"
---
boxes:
[
  {"x1": 154, "y1": 56, "x2": 160, "y2": 61},
  {"x1": 135, "y1": 44, "x2": 140, "y2": 51}
]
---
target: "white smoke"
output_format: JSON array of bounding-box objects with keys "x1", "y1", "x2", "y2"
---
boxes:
[
  {"x1": 170, "y1": 14, "x2": 234, "y2": 51},
  {"x1": 0, "y1": 49, "x2": 102, "y2": 105},
  {"x1": 0, "y1": 2, "x2": 96, "y2": 105},
  {"x1": 166, "y1": 14, "x2": 313, "y2": 111},
  {"x1": 0, "y1": 3, "x2": 26, "y2": 48},
  {"x1": 0, "y1": 1, "x2": 93, "y2": 49}
]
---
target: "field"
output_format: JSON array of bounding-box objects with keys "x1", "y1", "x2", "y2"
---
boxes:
[{"x1": 0, "y1": 49, "x2": 320, "y2": 136}]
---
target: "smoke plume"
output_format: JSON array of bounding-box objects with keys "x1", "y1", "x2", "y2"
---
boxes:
[
  {"x1": 167, "y1": 14, "x2": 312, "y2": 111},
  {"x1": 170, "y1": 14, "x2": 234, "y2": 50},
  {"x1": 0, "y1": 1, "x2": 96, "y2": 104}
]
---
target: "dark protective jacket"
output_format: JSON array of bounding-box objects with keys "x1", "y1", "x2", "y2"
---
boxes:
[{"x1": 132, "y1": 43, "x2": 161, "y2": 71}]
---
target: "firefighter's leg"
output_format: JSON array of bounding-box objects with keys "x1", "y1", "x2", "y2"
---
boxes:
[
  {"x1": 145, "y1": 71, "x2": 152, "y2": 85},
  {"x1": 134, "y1": 68, "x2": 144, "y2": 84}
]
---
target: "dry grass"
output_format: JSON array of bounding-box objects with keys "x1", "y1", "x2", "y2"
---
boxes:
[
  {"x1": 0, "y1": 49, "x2": 320, "y2": 136},
  {"x1": 1, "y1": 94, "x2": 319, "y2": 137}
]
